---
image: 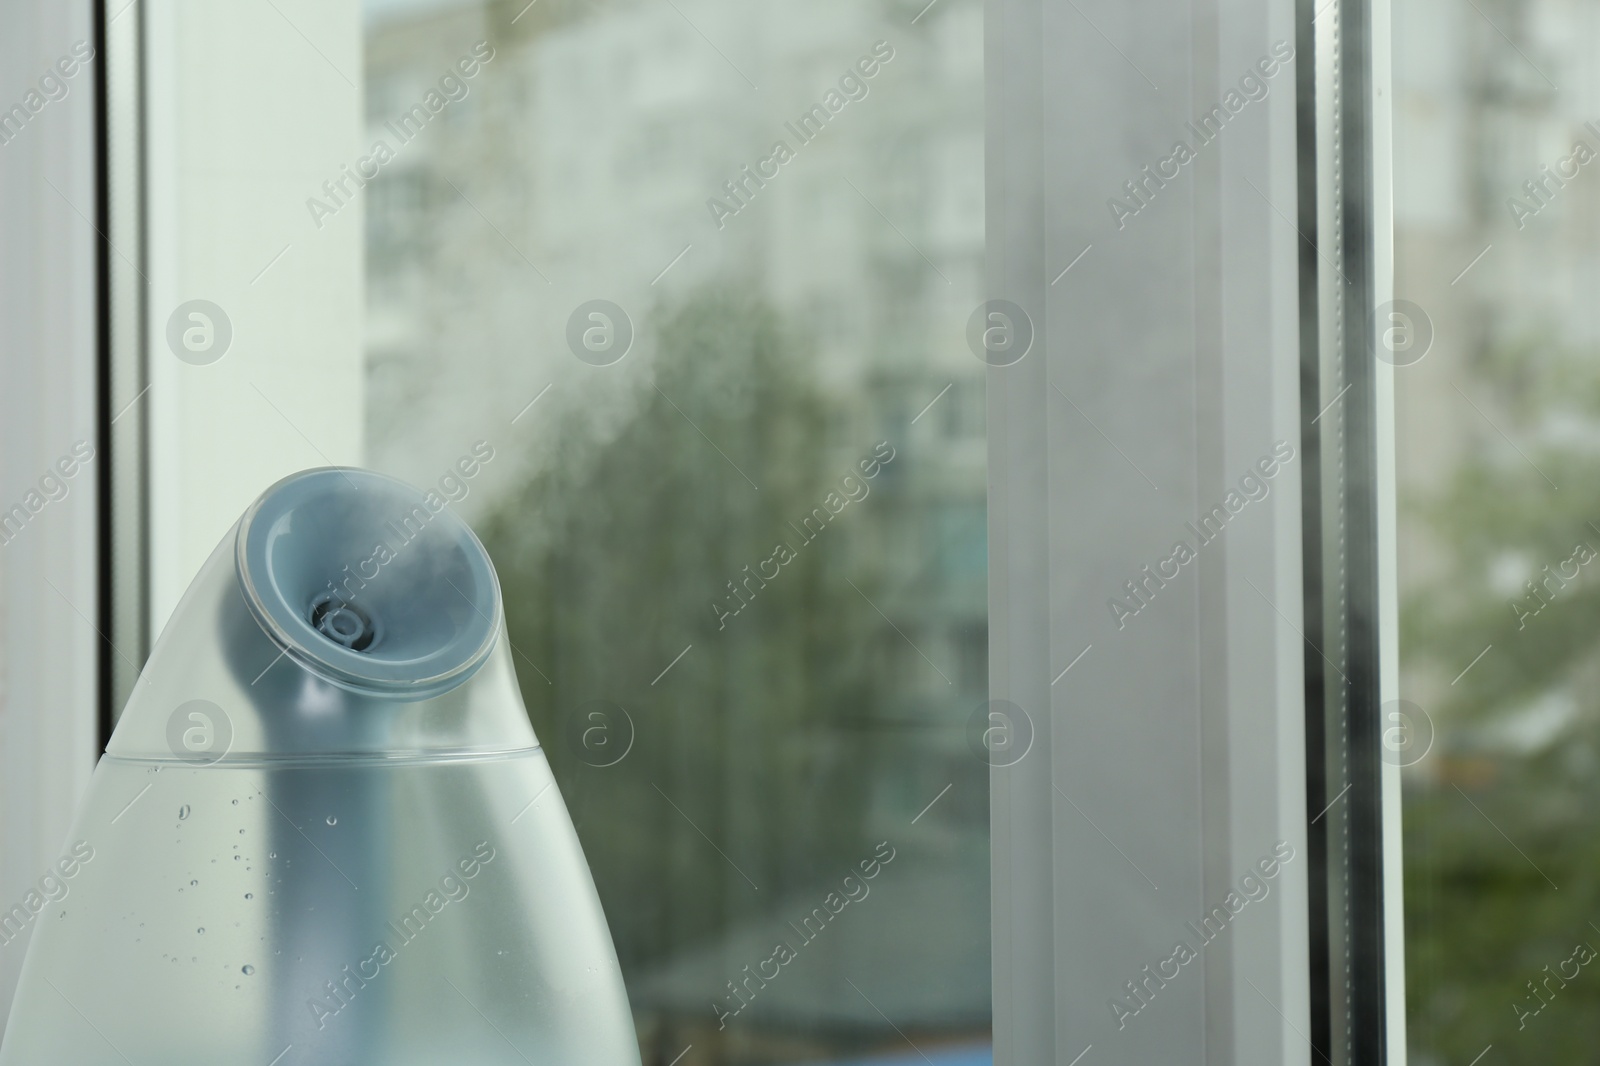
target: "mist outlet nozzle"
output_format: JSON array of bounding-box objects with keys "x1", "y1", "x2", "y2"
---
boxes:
[{"x1": 235, "y1": 467, "x2": 500, "y2": 698}]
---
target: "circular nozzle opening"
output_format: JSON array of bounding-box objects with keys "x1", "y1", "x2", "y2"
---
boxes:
[
  {"x1": 309, "y1": 592, "x2": 379, "y2": 652},
  {"x1": 236, "y1": 468, "x2": 501, "y2": 698}
]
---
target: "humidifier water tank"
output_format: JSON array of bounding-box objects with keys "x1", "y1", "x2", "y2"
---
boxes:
[{"x1": 0, "y1": 467, "x2": 641, "y2": 1065}]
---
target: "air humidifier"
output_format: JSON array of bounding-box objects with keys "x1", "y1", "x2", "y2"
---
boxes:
[{"x1": 0, "y1": 468, "x2": 641, "y2": 1065}]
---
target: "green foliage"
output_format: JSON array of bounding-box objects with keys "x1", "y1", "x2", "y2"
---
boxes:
[
  {"x1": 1402, "y1": 336, "x2": 1600, "y2": 1060},
  {"x1": 477, "y1": 286, "x2": 889, "y2": 973}
]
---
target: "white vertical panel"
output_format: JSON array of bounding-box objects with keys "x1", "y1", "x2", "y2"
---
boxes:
[
  {"x1": 0, "y1": 0, "x2": 101, "y2": 1031},
  {"x1": 144, "y1": 0, "x2": 366, "y2": 635},
  {"x1": 985, "y1": 0, "x2": 1054, "y2": 1058},
  {"x1": 1370, "y1": 0, "x2": 1408, "y2": 1057},
  {"x1": 988, "y1": 0, "x2": 1311, "y2": 1060}
]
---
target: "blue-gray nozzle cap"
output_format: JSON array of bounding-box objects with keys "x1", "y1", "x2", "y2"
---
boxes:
[{"x1": 235, "y1": 467, "x2": 501, "y2": 700}]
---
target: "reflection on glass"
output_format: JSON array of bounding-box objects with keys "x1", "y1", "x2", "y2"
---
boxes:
[
  {"x1": 1397, "y1": 0, "x2": 1600, "y2": 1059},
  {"x1": 360, "y1": 0, "x2": 989, "y2": 1061}
]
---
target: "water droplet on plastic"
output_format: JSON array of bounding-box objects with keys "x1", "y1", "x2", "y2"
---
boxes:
[
  {"x1": 234, "y1": 854, "x2": 242, "y2": 861},
  {"x1": 190, "y1": 880, "x2": 198, "y2": 886},
  {"x1": 178, "y1": 805, "x2": 190, "y2": 821},
  {"x1": 326, "y1": 815, "x2": 337, "y2": 826},
  {"x1": 268, "y1": 852, "x2": 277, "y2": 859},
  {"x1": 231, "y1": 799, "x2": 239, "y2": 806},
  {"x1": 244, "y1": 893, "x2": 253, "y2": 900},
  {"x1": 197, "y1": 927, "x2": 205, "y2": 935},
  {"x1": 242, "y1": 964, "x2": 255, "y2": 975}
]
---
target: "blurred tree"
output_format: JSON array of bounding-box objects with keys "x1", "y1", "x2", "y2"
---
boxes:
[
  {"x1": 477, "y1": 285, "x2": 890, "y2": 979},
  {"x1": 1402, "y1": 334, "x2": 1600, "y2": 1061}
]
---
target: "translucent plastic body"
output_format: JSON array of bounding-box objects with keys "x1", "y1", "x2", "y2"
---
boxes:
[{"x1": 0, "y1": 469, "x2": 640, "y2": 1065}]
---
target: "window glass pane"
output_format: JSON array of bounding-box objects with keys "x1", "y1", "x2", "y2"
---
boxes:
[
  {"x1": 1395, "y1": 0, "x2": 1599, "y2": 1058},
  {"x1": 360, "y1": 1, "x2": 989, "y2": 1061}
]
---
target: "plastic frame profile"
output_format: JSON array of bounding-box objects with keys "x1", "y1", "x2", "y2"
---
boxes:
[
  {"x1": 1297, "y1": 0, "x2": 1405, "y2": 1060},
  {"x1": 100, "y1": 0, "x2": 152, "y2": 733}
]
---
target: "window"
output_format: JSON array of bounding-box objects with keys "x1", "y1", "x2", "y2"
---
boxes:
[
  {"x1": 127, "y1": 0, "x2": 991, "y2": 1062},
  {"x1": 1395, "y1": 0, "x2": 1600, "y2": 1059},
  {"x1": 7, "y1": 0, "x2": 1519, "y2": 1062}
]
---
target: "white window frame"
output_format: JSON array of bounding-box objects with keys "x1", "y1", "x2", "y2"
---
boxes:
[
  {"x1": 0, "y1": 0, "x2": 103, "y2": 1022},
  {"x1": 0, "y1": 0, "x2": 1408, "y2": 1060},
  {"x1": 985, "y1": 0, "x2": 1402, "y2": 1060}
]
